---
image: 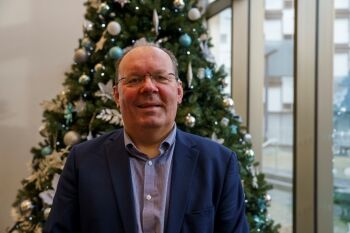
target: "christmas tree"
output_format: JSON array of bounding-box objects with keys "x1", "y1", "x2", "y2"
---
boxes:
[{"x1": 8, "y1": 0, "x2": 280, "y2": 232}]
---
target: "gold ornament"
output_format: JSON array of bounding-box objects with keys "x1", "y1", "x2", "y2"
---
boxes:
[
  {"x1": 20, "y1": 200, "x2": 33, "y2": 216},
  {"x1": 64, "y1": 131, "x2": 81, "y2": 146},
  {"x1": 223, "y1": 97, "x2": 234, "y2": 108},
  {"x1": 44, "y1": 207, "x2": 51, "y2": 219}
]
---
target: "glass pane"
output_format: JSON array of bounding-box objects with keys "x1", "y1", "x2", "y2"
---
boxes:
[
  {"x1": 334, "y1": 19, "x2": 349, "y2": 44},
  {"x1": 207, "y1": 8, "x2": 232, "y2": 94},
  {"x1": 333, "y1": 6, "x2": 350, "y2": 233},
  {"x1": 335, "y1": 0, "x2": 349, "y2": 9},
  {"x1": 263, "y1": 0, "x2": 294, "y2": 232},
  {"x1": 265, "y1": 0, "x2": 283, "y2": 10}
]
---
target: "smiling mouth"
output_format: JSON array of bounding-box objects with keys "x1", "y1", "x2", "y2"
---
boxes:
[{"x1": 138, "y1": 104, "x2": 161, "y2": 108}]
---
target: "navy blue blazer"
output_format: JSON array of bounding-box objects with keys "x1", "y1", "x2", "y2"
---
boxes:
[{"x1": 44, "y1": 129, "x2": 249, "y2": 233}]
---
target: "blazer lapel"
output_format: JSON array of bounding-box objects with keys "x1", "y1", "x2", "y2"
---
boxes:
[
  {"x1": 165, "y1": 130, "x2": 199, "y2": 233},
  {"x1": 104, "y1": 130, "x2": 138, "y2": 233}
]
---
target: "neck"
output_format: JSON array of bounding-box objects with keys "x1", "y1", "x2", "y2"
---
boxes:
[{"x1": 125, "y1": 125, "x2": 174, "y2": 158}]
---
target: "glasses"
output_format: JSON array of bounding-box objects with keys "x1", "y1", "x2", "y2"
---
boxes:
[{"x1": 117, "y1": 72, "x2": 178, "y2": 87}]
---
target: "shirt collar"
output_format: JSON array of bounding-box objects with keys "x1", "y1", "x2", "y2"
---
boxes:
[{"x1": 123, "y1": 124, "x2": 177, "y2": 158}]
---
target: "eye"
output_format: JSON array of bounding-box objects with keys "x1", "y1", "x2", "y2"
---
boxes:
[
  {"x1": 154, "y1": 74, "x2": 171, "y2": 83},
  {"x1": 126, "y1": 75, "x2": 143, "y2": 85}
]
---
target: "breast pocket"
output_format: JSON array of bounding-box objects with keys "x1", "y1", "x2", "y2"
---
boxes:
[{"x1": 182, "y1": 206, "x2": 215, "y2": 233}]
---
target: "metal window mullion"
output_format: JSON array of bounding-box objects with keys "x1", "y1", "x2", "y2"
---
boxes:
[
  {"x1": 294, "y1": 0, "x2": 317, "y2": 232},
  {"x1": 316, "y1": 0, "x2": 334, "y2": 232}
]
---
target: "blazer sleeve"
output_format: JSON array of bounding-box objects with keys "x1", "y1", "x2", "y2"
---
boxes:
[
  {"x1": 214, "y1": 152, "x2": 249, "y2": 233},
  {"x1": 43, "y1": 147, "x2": 80, "y2": 233}
]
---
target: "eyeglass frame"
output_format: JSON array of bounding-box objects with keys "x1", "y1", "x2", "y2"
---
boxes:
[{"x1": 115, "y1": 72, "x2": 179, "y2": 87}]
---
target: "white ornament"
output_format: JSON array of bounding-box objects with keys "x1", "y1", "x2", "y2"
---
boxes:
[
  {"x1": 211, "y1": 132, "x2": 224, "y2": 144},
  {"x1": 73, "y1": 49, "x2": 88, "y2": 63},
  {"x1": 107, "y1": 21, "x2": 121, "y2": 36},
  {"x1": 220, "y1": 117, "x2": 229, "y2": 127},
  {"x1": 63, "y1": 131, "x2": 81, "y2": 146},
  {"x1": 196, "y1": 0, "x2": 208, "y2": 14},
  {"x1": 197, "y1": 68, "x2": 205, "y2": 79},
  {"x1": 153, "y1": 9, "x2": 159, "y2": 35},
  {"x1": 97, "y1": 108, "x2": 123, "y2": 125},
  {"x1": 95, "y1": 80, "x2": 114, "y2": 102},
  {"x1": 39, "y1": 174, "x2": 60, "y2": 205},
  {"x1": 115, "y1": 0, "x2": 129, "y2": 7},
  {"x1": 188, "y1": 8, "x2": 201, "y2": 21},
  {"x1": 200, "y1": 40, "x2": 216, "y2": 63},
  {"x1": 187, "y1": 61, "x2": 193, "y2": 87}
]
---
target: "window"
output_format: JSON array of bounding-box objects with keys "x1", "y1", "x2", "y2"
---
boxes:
[
  {"x1": 333, "y1": 18, "x2": 350, "y2": 232},
  {"x1": 207, "y1": 8, "x2": 232, "y2": 94},
  {"x1": 334, "y1": 19, "x2": 349, "y2": 44},
  {"x1": 264, "y1": 20, "x2": 283, "y2": 41},
  {"x1": 335, "y1": 0, "x2": 350, "y2": 9},
  {"x1": 265, "y1": 0, "x2": 283, "y2": 10},
  {"x1": 263, "y1": 1, "x2": 294, "y2": 232}
]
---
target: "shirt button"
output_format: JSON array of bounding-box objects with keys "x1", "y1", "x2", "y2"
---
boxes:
[
  {"x1": 146, "y1": 194, "x2": 152, "y2": 200},
  {"x1": 148, "y1": 161, "x2": 153, "y2": 166}
]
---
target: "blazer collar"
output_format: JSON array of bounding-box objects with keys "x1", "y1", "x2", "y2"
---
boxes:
[
  {"x1": 165, "y1": 129, "x2": 199, "y2": 233},
  {"x1": 104, "y1": 129, "x2": 138, "y2": 233}
]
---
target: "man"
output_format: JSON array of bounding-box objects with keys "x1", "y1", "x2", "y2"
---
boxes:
[{"x1": 44, "y1": 42, "x2": 249, "y2": 233}]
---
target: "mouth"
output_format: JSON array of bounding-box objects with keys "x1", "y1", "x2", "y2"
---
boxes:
[{"x1": 137, "y1": 103, "x2": 162, "y2": 108}]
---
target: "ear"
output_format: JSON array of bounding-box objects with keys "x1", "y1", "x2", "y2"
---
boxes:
[
  {"x1": 177, "y1": 80, "x2": 183, "y2": 104},
  {"x1": 113, "y1": 85, "x2": 120, "y2": 107}
]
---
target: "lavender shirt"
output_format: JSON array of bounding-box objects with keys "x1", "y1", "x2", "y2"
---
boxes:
[{"x1": 123, "y1": 126, "x2": 176, "y2": 233}]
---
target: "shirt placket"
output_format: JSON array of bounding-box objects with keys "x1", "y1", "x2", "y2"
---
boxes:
[{"x1": 142, "y1": 158, "x2": 157, "y2": 233}]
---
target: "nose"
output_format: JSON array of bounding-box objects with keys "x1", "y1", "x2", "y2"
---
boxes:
[{"x1": 140, "y1": 75, "x2": 158, "y2": 93}]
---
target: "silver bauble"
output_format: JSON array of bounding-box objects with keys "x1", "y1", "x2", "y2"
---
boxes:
[
  {"x1": 173, "y1": 0, "x2": 185, "y2": 9},
  {"x1": 98, "y1": 3, "x2": 110, "y2": 14},
  {"x1": 185, "y1": 113, "x2": 196, "y2": 127},
  {"x1": 73, "y1": 49, "x2": 88, "y2": 63},
  {"x1": 83, "y1": 20, "x2": 93, "y2": 32},
  {"x1": 265, "y1": 194, "x2": 272, "y2": 205},
  {"x1": 188, "y1": 8, "x2": 201, "y2": 21},
  {"x1": 244, "y1": 134, "x2": 252, "y2": 143},
  {"x1": 64, "y1": 131, "x2": 81, "y2": 146},
  {"x1": 107, "y1": 21, "x2": 121, "y2": 36}
]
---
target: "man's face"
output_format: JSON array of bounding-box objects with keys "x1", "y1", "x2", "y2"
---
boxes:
[{"x1": 114, "y1": 46, "x2": 183, "y2": 135}]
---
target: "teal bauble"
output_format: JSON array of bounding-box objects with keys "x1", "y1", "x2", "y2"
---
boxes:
[
  {"x1": 204, "y1": 67, "x2": 213, "y2": 78},
  {"x1": 109, "y1": 46, "x2": 123, "y2": 59},
  {"x1": 179, "y1": 33, "x2": 192, "y2": 47},
  {"x1": 41, "y1": 146, "x2": 52, "y2": 156}
]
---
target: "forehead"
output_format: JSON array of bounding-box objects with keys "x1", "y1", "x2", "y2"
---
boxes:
[{"x1": 119, "y1": 46, "x2": 173, "y2": 73}]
